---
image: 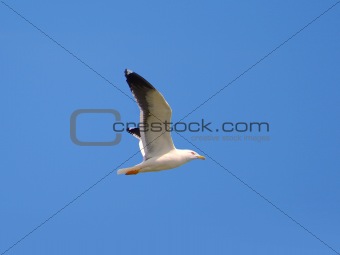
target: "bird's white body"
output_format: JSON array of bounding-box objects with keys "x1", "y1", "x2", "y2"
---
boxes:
[{"x1": 117, "y1": 149, "x2": 195, "y2": 174}]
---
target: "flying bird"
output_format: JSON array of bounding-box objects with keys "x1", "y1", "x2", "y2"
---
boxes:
[{"x1": 117, "y1": 69, "x2": 205, "y2": 175}]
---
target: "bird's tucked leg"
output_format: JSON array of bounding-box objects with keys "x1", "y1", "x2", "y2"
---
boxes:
[{"x1": 125, "y1": 169, "x2": 140, "y2": 175}]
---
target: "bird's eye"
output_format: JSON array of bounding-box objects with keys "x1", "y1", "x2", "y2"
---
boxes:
[{"x1": 191, "y1": 152, "x2": 195, "y2": 155}]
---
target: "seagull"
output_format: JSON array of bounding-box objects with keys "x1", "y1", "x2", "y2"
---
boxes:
[{"x1": 117, "y1": 69, "x2": 205, "y2": 175}]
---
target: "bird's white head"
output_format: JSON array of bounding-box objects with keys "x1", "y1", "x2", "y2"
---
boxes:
[{"x1": 184, "y1": 150, "x2": 206, "y2": 161}]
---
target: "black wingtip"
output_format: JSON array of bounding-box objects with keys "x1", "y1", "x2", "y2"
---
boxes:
[
  {"x1": 125, "y1": 69, "x2": 133, "y2": 77},
  {"x1": 127, "y1": 127, "x2": 141, "y2": 139},
  {"x1": 124, "y1": 69, "x2": 156, "y2": 90}
]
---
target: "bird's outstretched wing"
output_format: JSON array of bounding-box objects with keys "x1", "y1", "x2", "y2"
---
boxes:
[
  {"x1": 125, "y1": 69, "x2": 175, "y2": 160},
  {"x1": 127, "y1": 127, "x2": 145, "y2": 159}
]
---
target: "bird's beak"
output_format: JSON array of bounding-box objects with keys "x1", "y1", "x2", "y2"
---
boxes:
[{"x1": 196, "y1": 155, "x2": 206, "y2": 160}]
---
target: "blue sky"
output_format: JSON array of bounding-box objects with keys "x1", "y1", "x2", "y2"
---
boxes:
[{"x1": 1, "y1": 1, "x2": 340, "y2": 254}]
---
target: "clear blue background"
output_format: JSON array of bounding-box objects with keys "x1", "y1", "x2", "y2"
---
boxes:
[{"x1": 1, "y1": 1, "x2": 339, "y2": 254}]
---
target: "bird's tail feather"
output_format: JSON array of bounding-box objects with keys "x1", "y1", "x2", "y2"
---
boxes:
[{"x1": 117, "y1": 166, "x2": 139, "y2": 175}]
